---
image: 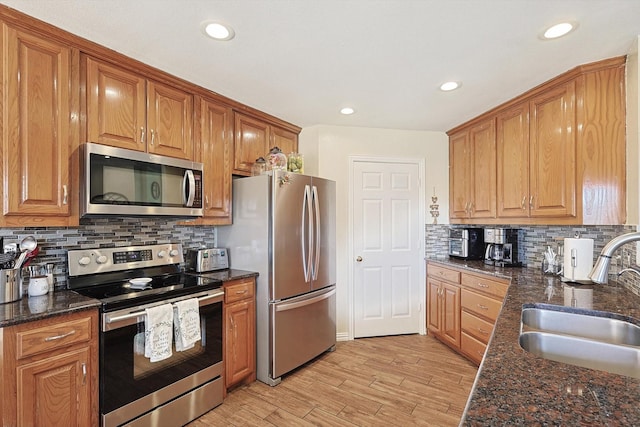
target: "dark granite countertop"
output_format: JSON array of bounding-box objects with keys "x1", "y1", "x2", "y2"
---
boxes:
[
  {"x1": 0, "y1": 290, "x2": 100, "y2": 328},
  {"x1": 427, "y1": 258, "x2": 640, "y2": 426},
  {"x1": 190, "y1": 268, "x2": 258, "y2": 282},
  {"x1": 0, "y1": 269, "x2": 258, "y2": 328}
]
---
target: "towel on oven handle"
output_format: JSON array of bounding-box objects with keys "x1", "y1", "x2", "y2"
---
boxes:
[
  {"x1": 144, "y1": 304, "x2": 173, "y2": 362},
  {"x1": 173, "y1": 298, "x2": 201, "y2": 351}
]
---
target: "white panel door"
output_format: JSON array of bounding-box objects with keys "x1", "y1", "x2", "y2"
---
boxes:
[{"x1": 353, "y1": 160, "x2": 422, "y2": 337}]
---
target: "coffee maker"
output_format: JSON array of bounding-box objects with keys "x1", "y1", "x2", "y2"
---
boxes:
[{"x1": 484, "y1": 228, "x2": 521, "y2": 266}]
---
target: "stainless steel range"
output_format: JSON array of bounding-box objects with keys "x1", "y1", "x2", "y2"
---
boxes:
[{"x1": 67, "y1": 243, "x2": 224, "y2": 427}]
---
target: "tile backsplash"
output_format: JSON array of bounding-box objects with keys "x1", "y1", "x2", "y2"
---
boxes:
[
  {"x1": 426, "y1": 224, "x2": 640, "y2": 296},
  {"x1": 0, "y1": 218, "x2": 216, "y2": 289}
]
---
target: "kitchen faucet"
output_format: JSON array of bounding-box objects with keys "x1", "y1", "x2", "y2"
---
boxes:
[{"x1": 589, "y1": 231, "x2": 640, "y2": 284}]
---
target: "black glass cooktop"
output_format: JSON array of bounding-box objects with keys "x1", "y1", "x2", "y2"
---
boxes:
[{"x1": 72, "y1": 271, "x2": 223, "y2": 311}]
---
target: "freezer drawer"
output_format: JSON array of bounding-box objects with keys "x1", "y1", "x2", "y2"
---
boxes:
[{"x1": 271, "y1": 286, "x2": 336, "y2": 379}]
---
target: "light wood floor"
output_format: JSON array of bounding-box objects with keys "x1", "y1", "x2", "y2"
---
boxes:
[{"x1": 188, "y1": 334, "x2": 478, "y2": 426}]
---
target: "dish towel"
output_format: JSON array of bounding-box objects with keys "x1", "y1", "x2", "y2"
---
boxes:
[
  {"x1": 144, "y1": 304, "x2": 173, "y2": 362},
  {"x1": 173, "y1": 298, "x2": 201, "y2": 351}
]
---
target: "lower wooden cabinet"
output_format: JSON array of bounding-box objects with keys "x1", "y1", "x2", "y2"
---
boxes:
[
  {"x1": 427, "y1": 262, "x2": 509, "y2": 365},
  {"x1": 0, "y1": 309, "x2": 98, "y2": 427},
  {"x1": 224, "y1": 277, "x2": 256, "y2": 390},
  {"x1": 426, "y1": 268, "x2": 461, "y2": 350}
]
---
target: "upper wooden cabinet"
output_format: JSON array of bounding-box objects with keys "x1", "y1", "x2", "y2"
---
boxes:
[
  {"x1": 271, "y1": 126, "x2": 298, "y2": 156},
  {"x1": 496, "y1": 101, "x2": 530, "y2": 217},
  {"x1": 233, "y1": 112, "x2": 299, "y2": 176},
  {"x1": 234, "y1": 113, "x2": 270, "y2": 175},
  {"x1": 0, "y1": 23, "x2": 78, "y2": 227},
  {"x1": 449, "y1": 118, "x2": 496, "y2": 219},
  {"x1": 529, "y1": 81, "x2": 577, "y2": 218},
  {"x1": 449, "y1": 56, "x2": 626, "y2": 225},
  {"x1": 194, "y1": 96, "x2": 233, "y2": 224},
  {"x1": 84, "y1": 56, "x2": 194, "y2": 160},
  {"x1": 497, "y1": 82, "x2": 578, "y2": 220}
]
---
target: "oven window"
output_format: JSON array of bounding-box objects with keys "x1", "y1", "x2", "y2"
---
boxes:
[
  {"x1": 132, "y1": 317, "x2": 206, "y2": 379},
  {"x1": 101, "y1": 302, "x2": 222, "y2": 414}
]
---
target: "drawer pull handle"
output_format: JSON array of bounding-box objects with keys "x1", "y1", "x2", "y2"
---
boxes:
[
  {"x1": 235, "y1": 290, "x2": 248, "y2": 295},
  {"x1": 477, "y1": 304, "x2": 489, "y2": 311},
  {"x1": 82, "y1": 363, "x2": 87, "y2": 385},
  {"x1": 44, "y1": 330, "x2": 76, "y2": 342},
  {"x1": 478, "y1": 328, "x2": 489, "y2": 335},
  {"x1": 477, "y1": 283, "x2": 489, "y2": 288}
]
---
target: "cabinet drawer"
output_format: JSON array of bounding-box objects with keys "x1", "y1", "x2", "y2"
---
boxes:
[
  {"x1": 461, "y1": 273, "x2": 509, "y2": 298},
  {"x1": 427, "y1": 264, "x2": 460, "y2": 283},
  {"x1": 224, "y1": 278, "x2": 255, "y2": 304},
  {"x1": 461, "y1": 331, "x2": 486, "y2": 365},
  {"x1": 461, "y1": 311, "x2": 494, "y2": 344},
  {"x1": 16, "y1": 316, "x2": 92, "y2": 360},
  {"x1": 461, "y1": 289, "x2": 503, "y2": 321}
]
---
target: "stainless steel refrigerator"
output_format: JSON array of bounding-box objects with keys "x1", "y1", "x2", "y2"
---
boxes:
[{"x1": 217, "y1": 170, "x2": 336, "y2": 386}]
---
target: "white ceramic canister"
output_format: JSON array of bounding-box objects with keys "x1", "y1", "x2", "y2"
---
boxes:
[{"x1": 28, "y1": 275, "x2": 48, "y2": 297}]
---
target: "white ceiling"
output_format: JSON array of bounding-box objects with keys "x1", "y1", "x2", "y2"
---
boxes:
[{"x1": 3, "y1": 0, "x2": 640, "y2": 132}]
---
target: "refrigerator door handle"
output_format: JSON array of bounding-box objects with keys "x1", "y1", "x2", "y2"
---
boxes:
[
  {"x1": 312, "y1": 185, "x2": 321, "y2": 280},
  {"x1": 302, "y1": 184, "x2": 313, "y2": 282},
  {"x1": 274, "y1": 288, "x2": 336, "y2": 312}
]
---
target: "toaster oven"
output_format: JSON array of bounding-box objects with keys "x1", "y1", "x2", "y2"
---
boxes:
[{"x1": 448, "y1": 228, "x2": 484, "y2": 260}]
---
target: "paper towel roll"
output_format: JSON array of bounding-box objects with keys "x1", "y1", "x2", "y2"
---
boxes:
[{"x1": 563, "y1": 238, "x2": 594, "y2": 282}]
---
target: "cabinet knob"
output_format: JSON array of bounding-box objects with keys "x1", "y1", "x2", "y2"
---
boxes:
[{"x1": 356, "y1": 256, "x2": 363, "y2": 262}]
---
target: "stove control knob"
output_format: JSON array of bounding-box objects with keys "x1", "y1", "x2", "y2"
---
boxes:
[
  {"x1": 78, "y1": 256, "x2": 91, "y2": 266},
  {"x1": 169, "y1": 249, "x2": 179, "y2": 257},
  {"x1": 157, "y1": 250, "x2": 167, "y2": 258},
  {"x1": 96, "y1": 255, "x2": 108, "y2": 264}
]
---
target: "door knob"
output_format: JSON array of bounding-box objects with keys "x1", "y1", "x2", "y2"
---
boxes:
[{"x1": 356, "y1": 256, "x2": 363, "y2": 262}]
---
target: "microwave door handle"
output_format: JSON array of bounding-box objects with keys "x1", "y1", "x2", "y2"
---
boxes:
[{"x1": 183, "y1": 170, "x2": 196, "y2": 207}]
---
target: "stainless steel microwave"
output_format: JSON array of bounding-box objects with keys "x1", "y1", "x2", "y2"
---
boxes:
[{"x1": 80, "y1": 143, "x2": 204, "y2": 218}]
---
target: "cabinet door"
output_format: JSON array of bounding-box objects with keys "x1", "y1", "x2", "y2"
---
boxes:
[
  {"x1": 16, "y1": 347, "x2": 92, "y2": 427},
  {"x1": 225, "y1": 299, "x2": 256, "y2": 388},
  {"x1": 468, "y1": 118, "x2": 496, "y2": 218},
  {"x1": 271, "y1": 126, "x2": 298, "y2": 155},
  {"x1": 426, "y1": 278, "x2": 442, "y2": 335},
  {"x1": 529, "y1": 81, "x2": 576, "y2": 218},
  {"x1": 449, "y1": 131, "x2": 470, "y2": 218},
  {"x1": 198, "y1": 98, "x2": 233, "y2": 223},
  {"x1": 85, "y1": 57, "x2": 146, "y2": 152},
  {"x1": 2, "y1": 24, "x2": 71, "y2": 217},
  {"x1": 147, "y1": 80, "x2": 194, "y2": 160},
  {"x1": 233, "y1": 113, "x2": 269, "y2": 175},
  {"x1": 441, "y1": 282, "x2": 461, "y2": 349},
  {"x1": 497, "y1": 102, "x2": 530, "y2": 217}
]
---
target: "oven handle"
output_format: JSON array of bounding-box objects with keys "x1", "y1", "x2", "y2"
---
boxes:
[{"x1": 105, "y1": 290, "x2": 224, "y2": 325}]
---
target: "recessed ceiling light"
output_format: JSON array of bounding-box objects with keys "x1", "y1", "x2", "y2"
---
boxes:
[
  {"x1": 203, "y1": 21, "x2": 235, "y2": 41},
  {"x1": 542, "y1": 22, "x2": 575, "y2": 39},
  {"x1": 340, "y1": 107, "x2": 355, "y2": 115},
  {"x1": 440, "y1": 81, "x2": 461, "y2": 91}
]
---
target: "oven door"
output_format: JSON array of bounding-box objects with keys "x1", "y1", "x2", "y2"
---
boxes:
[{"x1": 100, "y1": 289, "x2": 223, "y2": 427}]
